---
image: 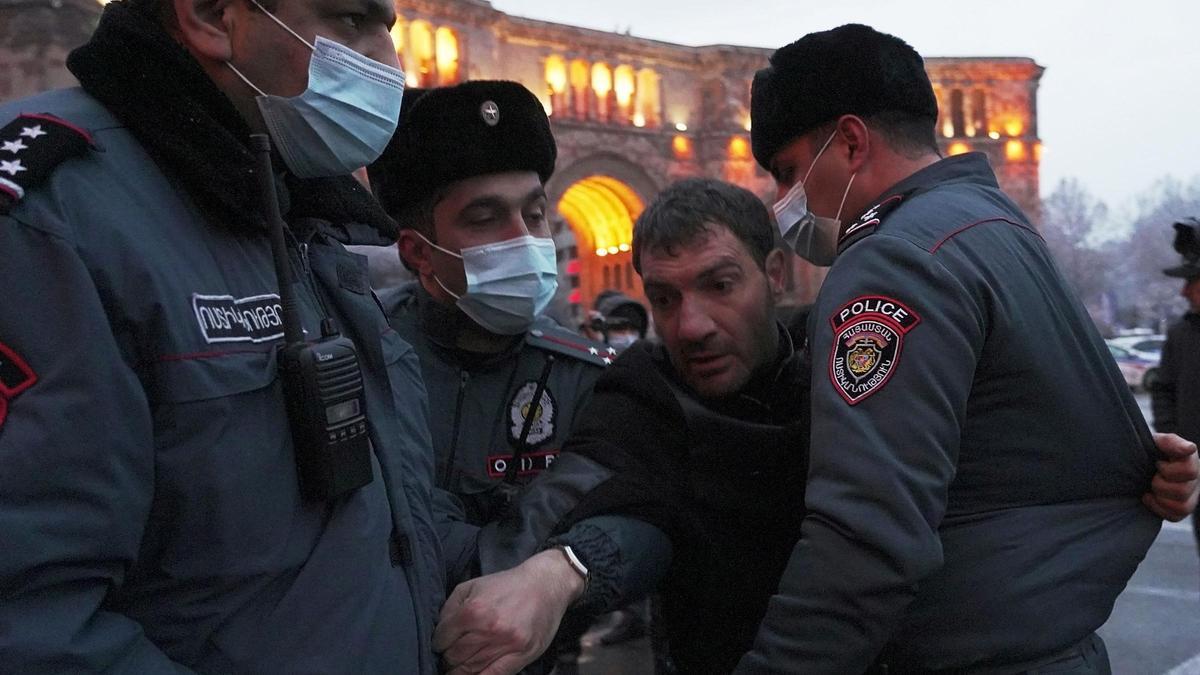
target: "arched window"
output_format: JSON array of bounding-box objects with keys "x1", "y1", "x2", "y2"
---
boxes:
[
  {"x1": 635, "y1": 68, "x2": 660, "y2": 128},
  {"x1": 569, "y1": 59, "x2": 590, "y2": 120},
  {"x1": 613, "y1": 65, "x2": 636, "y2": 124},
  {"x1": 409, "y1": 21, "x2": 435, "y2": 87},
  {"x1": 949, "y1": 89, "x2": 965, "y2": 138},
  {"x1": 970, "y1": 90, "x2": 987, "y2": 137},
  {"x1": 545, "y1": 55, "x2": 568, "y2": 118},
  {"x1": 591, "y1": 63, "x2": 613, "y2": 122},
  {"x1": 435, "y1": 27, "x2": 460, "y2": 85}
]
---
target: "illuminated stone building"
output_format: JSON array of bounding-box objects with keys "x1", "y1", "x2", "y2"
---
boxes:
[{"x1": 1, "y1": 0, "x2": 1044, "y2": 316}]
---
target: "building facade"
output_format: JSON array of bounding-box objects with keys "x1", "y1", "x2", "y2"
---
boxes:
[{"x1": 1, "y1": 0, "x2": 1044, "y2": 316}]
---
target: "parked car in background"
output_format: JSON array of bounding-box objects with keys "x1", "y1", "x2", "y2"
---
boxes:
[
  {"x1": 1107, "y1": 342, "x2": 1160, "y2": 391},
  {"x1": 1108, "y1": 335, "x2": 1165, "y2": 364}
]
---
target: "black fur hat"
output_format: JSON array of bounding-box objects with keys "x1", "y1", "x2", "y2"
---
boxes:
[
  {"x1": 750, "y1": 24, "x2": 938, "y2": 171},
  {"x1": 367, "y1": 80, "x2": 556, "y2": 220},
  {"x1": 1164, "y1": 217, "x2": 1200, "y2": 280}
]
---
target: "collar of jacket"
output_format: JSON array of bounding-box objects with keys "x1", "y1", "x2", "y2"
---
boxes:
[
  {"x1": 65, "y1": 0, "x2": 396, "y2": 245},
  {"x1": 835, "y1": 152, "x2": 998, "y2": 254},
  {"x1": 414, "y1": 282, "x2": 525, "y2": 367}
]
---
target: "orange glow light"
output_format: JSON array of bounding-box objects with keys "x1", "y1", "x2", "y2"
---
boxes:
[
  {"x1": 591, "y1": 63, "x2": 613, "y2": 96},
  {"x1": 614, "y1": 65, "x2": 636, "y2": 107},
  {"x1": 672, "y1": 135, "x2": 693, "y2": 160},
  {"x1": 1004, "y1": 119, "x2": 1025, "y2": 137},
  {"x1": 1005, "y1": 140, "x2": 1027, "y2": 162},
  {"x1": 947, "y1": 142, "x2": 971, "y2": 156},
  {"x1": 434, "y1": 27, "x2": 460, "y2": 84},
  {"x1": 728, "y1": 136, "x2": 751, "y2": 161},
  {"x1": 545, "y1": 55, "x2": 568, "y2": 94},
  {"x1": 410, "y1": 21, "x2": 434, "y2": 62}
]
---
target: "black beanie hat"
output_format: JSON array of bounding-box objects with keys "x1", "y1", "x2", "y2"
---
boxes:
[
  {"x1": 367, "y1": 80, "x2": 557, "y2": 220},
  {"x1": 750, "y1": 24, "x2": 938, "y2": 171}
]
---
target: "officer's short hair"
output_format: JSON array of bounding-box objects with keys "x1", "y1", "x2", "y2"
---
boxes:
[{"x1": 632, "y1": 178, "x2": 775, "y2": 274}]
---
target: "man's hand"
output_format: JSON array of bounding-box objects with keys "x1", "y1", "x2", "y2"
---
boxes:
[
  {"x1": 1143, "y1": 432, "x2": 1199, "y2": 521},
  {"x1": 434, "y1": 548, "x2": 586, "y2": 675}
]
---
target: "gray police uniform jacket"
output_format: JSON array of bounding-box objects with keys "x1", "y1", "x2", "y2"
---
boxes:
[
  {"x1": 0, "y1": 89, "x2": 448, "y2": 673},
  {"x1": 380, "y1": 282, "x2": 610, "y2": 533},
  {"x1": 740, "y1": 153, "x2": 1160, "y2": 673}
]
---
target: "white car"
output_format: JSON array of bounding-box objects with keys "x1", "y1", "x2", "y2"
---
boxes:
[
  {"x1": 1106, "y1": 342, "x2": 1160, "y2": 391},
  {"x1": 1107, "y1": 335, "x2": 1165, "y2": 363}
]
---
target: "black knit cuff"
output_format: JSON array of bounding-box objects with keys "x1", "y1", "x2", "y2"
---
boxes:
[{"x1": 545, "y1": 522, "x2": 622, "y2": 616}]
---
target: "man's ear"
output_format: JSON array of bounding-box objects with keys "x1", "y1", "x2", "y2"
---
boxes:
[
  {"x1": 173, "y1": 0, "x2": 240, "y2": 62},
  {"x1": 765, "y1": 248, "x2": 786, "y2": 298},
  {"x1": 398, "y1": 229, "x2": 435, "y2": 279},
  {"x1": 836, "y1": 114, "x2": 871, "y2": 175}
]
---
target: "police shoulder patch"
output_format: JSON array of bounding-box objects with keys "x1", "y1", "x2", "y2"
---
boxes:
[
  {"x1": 0, "y1": 113, "x2": 95, "y2": 214},
  {"x1": 526, "y1": 324, "x2": 614, "y2": 367},
  {"x1": 0, "y1": 340, "x2": 37, "y2": 428},
  {"x1": 828, "y1": 295, "x2": 921, "y2": 405}
]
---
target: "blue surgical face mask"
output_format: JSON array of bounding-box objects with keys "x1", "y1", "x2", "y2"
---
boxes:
[
  {"x1": 772, "y1": 129, "x2": 856, "y2": 266},
  {"x1": 418, "y1": 232, "x2": 560, "y2": 336},
  {"x1": 226, "y1": 0, "x2": 405, "y2": 178}
]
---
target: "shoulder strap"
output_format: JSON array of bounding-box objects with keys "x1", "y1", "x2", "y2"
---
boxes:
[
  {"x1": 526, "y1": 324, "x2": 614, "y2": 367},
  {"x1": 0, "y1": 113, "x2": 96, "y2": 215}
]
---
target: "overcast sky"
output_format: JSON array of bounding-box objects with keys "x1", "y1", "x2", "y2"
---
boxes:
[{"x1": 492, "y1": 0, "x2": 1199, "y2": 227}]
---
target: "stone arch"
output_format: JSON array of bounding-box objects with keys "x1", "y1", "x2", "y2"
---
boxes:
[{"x1": 547, "y1": 153, "x2": 663, "y2": 318}]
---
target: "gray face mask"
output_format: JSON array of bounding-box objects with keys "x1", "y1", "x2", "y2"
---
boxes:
[
  {"x1": 226, "y1": 0, "x2": 405, "y2": 178},
  {"x1": 772, "y1": 129, "x2": 856, "y2": 266}
]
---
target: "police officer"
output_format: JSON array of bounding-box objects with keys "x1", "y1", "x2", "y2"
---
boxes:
[
  {"x1": 739, "y1": 24, "x2": 1185, "y2": 672},
  {"x1": 1153, "y1": 217, "x2": 1200, "y2": 558},
  {"x1": 369, "y1": 81, "x2": 611, "y2": 531},
  {"x1": 0, "y1": 0, "x2": 462, "y2": 671}
]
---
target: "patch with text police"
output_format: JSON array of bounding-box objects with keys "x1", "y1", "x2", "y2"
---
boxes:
[
  {"x1": 192, "y1": 293, "x2": 285, "y2": 344},
  {"x1": 486, "y1": 449, "x2": 559, "y2": 479},
  {"x1": 829, "y1": 295, "x2": 921, "y2": 405},
  {"x1": 508, "y1": 380, "x2": 556, "y2": 447},
  {"x1": 0, "y1": 340, "x2": 37, "y2": 428}
]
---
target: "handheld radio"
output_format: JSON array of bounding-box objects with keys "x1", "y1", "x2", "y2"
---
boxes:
[{"x1": 252, "y1": 134, "x2": 374, "y2": 501}]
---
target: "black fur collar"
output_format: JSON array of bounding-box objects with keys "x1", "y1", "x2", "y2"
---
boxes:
[{"x1": 66, "y1": 0, "x2": 396, "y2": 243}]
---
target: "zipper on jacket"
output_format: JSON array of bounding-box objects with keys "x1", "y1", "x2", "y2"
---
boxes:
[{"x1": 440, "y1": 370, "x2": 470, "y2": 489}]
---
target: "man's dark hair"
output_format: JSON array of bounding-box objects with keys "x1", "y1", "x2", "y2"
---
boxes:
[{"x1": 633, "y1": 178, "x2": 775, "y2": 274}]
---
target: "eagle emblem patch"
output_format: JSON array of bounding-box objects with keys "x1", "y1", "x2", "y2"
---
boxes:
[{"x1": 829, "y1": 295, "x2": 921, "y2": 405}]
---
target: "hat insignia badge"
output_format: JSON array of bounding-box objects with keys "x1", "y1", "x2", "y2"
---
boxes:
[{"x1": 481, "y1": 101, "x2": 500, "y2": 126}]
